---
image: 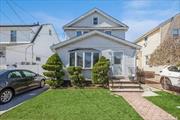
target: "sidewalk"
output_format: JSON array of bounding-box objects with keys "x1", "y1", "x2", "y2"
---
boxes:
[{"x1": 115, "y1": 92, "x2": 176, "y2": 120}]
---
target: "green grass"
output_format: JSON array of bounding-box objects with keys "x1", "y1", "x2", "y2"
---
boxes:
[
  {"x1": 0, "y1": 88, "x2": 142, "y2": 120},
  {"x1": 145, "y1": 91, "x2": 180, "y2": 119}
]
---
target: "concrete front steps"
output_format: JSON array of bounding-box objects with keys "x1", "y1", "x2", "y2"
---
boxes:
[{"x1": 109, "y1": 79, "x2": 144, "y2": 92}]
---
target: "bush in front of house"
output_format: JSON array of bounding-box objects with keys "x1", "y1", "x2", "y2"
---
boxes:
[
  {"x1": 67, "y1": 66, "x2": 85, "y2": 87},
  {"x1": 42, "y1": 53, "x2": 64, "y2": 88},
  {"x1": 92, "y1": 56, "x2": 110, "y2": 87}
]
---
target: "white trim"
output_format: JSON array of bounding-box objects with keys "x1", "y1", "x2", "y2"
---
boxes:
[
  {"x1": 75, "y1": 52, "x2": 77, "y2": 66},
  {"x1": 63, "y1": 8, "x2": 128, "y2": 29},
  {"x1": 91, "y1": 52, "x2": 93, "y2": 68},
  {"x1": 63, "y1": 27, "x2": 127, "y2": 30},
  {"x1": 83, "y1": 52, "x2": 85, "y2": 69},
  {"x1": 51, "y1": 30, "x2": 141, "y2": 50}
]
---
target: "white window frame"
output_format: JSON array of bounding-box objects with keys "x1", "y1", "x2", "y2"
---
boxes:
[{"x1": 68, "y1": 51, "x2": 100, "y2": 69}]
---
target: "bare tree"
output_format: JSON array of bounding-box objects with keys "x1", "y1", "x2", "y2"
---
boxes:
[{"x1": 149, "y1": 14, "x2": 180, "y2": 66}]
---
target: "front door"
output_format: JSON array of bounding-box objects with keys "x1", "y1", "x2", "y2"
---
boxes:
[{"x1": 112, "y1": 52, "x2": 123, "y2": 76}]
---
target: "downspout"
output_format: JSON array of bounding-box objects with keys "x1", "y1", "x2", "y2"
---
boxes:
[{"x1": 25, "y1": 44, "x2": 33, "y2": 63}]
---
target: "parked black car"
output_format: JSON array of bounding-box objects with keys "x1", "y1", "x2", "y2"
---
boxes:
[{"x1": 0, "y1": 69, "x2": 46, "y2": 104}]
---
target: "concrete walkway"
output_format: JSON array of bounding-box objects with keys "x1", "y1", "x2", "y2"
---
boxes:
[
  {"x1": 0, "y1": 86, "x2": 49, "y2": 115},
  {"x1": 115, "y1": 92, "x2": 176, "y2": 120}
]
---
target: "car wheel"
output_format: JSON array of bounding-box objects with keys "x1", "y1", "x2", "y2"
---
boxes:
[
  {"x1": 161, "y1": 77, "x2": 172, "y2": 90},
  {"x1": 40, "y1": 80, "x2": 45, "y2": 88},
  {"x1": 0, "y1": 89, "x2": 13, "y2": 104}
]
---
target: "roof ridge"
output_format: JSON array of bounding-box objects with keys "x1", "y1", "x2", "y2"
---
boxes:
[{"x1": 63, "y1": 8, "x2": 128, "y2": 29}]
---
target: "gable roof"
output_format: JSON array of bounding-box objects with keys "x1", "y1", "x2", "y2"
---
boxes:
[
  {"x1": 134, "y1": 13, "x2": 180, "y2": 43},
  {"x1": 63, "y1": 8, "x2": 128, "y2": 29},
  {"x1": 51, "y1": 30, "x2": 141, "y2": 50},
  {"x1": 31, "y1": 25, "x2": 43, "y2": 43}
]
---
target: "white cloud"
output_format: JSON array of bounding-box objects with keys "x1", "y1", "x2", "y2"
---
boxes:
[{"x1": 124, "y1": 0, "x2": 152, "y2": 9}]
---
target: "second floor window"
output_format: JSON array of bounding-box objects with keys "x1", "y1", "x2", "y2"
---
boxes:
[
  {"x1": 145, "y1": 55, "x2": 149, "y2": 65},
  {"x1": 172, "y1": 28, "x2": 179, "y2": 37},
  {"x1": 76, "y1": 31, "x2": 82, "y2": 37},
  {"x1": 93, "y1": 17, "x2": 98, "y2": 25},
  {"x1": 105, "y1": 31, "x2": 111, "y2": 35},
  {"x1": 10, "y1": 30, "x2": 16, "y2": 42}
]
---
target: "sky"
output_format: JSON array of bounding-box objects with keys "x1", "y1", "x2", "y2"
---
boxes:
[{"x1": 0, "y1": 0, "x2": 180, "y2": 41}]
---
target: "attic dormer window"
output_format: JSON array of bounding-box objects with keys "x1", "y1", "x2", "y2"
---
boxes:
[{"x1": 93, "y1": 17, "x2": 98, "y2": 25}]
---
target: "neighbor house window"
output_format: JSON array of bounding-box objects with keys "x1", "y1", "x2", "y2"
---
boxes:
[
  {"x1": 36, "y1": 57, "x2": 41, "y2": 62},
  {"x1": 93, "y1": 17, "x2": 98, "y2": 25},
  {"x1": 85, "y1": 52, "x2": 91, "y2": 68},
  {"x1": 0, "y1": 49, "x2": 5, "y2": 58},
  {"x1": 76, "y1": 31, "x2": 82, "y2": 36},
  {"x1": 70, "y1": 52, "x2": 75, "y2": 66},
  {"x1": 93, "y1": 53, "x2": 99, "y2": 65},
  {"x1": 10, "y1": 30, "x2": 16, "y2": 42},
  {"x1": 49, "y1": 29, "x2": 52, "y2": 35},
  {"x1": 144, "y1": 36, "x2": 148, "y2": 47},
  {"x1": 145, "y1": 55, "x2": 149, "y2": 65},
  {"x1": 83, "y1": 31, "x2": 88, "y2": 34},
  {"x1": 172, "y1": 28, "x2": 179, "y2": 37},
  {"x1": 105, "y1": 31, "x2": 111, "y2": 35},
  {"x1": 77, "y1": 52, "x2": 83, "y2": 67}
]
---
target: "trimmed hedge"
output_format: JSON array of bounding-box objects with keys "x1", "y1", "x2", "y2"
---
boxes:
[
  {"x1": 92, "y1": 56, "x2": 110, "y2": 86},
  {"x1": 42, "y1": 53, "x2": 64, "y2": 88},
  {"x1": 67, "y1": 66, "x2": 85, "y2": 87}
]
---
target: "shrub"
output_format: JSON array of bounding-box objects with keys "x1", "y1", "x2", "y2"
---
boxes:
[
  {"x1": 42, "y1": 53, "x2": 64, "y2": 88},
  {"x1": 67, "y1": 66, "x2": 85, "y2": 87},
  {"x1": 92, "y1": 56, "x2": 110, "y2": 86}
]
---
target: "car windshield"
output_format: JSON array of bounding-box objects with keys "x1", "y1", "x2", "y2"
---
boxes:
[{"x1": 168, "y1": 66, "x2": 180, "y2": 72}]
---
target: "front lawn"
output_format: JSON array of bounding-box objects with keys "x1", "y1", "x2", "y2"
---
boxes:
[
  {"x1": 0, "y1": 89, "x2": 142, "y2": 120},
  {"x1": 145, "y1": 91, "x2": 180, "y2": 119}
]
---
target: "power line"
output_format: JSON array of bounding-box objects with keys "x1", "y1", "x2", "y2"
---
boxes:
[
  {"x1": 0, "y1": 10, "x2": 15, "y2": 24},
  {"x1": 6, "y1": 0, "x2": 26, "y2": 24},
  {"x1": 9, "y1": 0, "x2": 37, "y2": 22}
]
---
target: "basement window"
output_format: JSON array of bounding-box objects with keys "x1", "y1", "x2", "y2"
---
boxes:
[{"x1": 36, "y1": 57, "x2": 41, "y2": 62}]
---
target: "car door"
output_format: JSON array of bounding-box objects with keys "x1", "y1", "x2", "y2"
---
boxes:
[
  {"x1": 21, "y1": 70, "x2": 38, "y2": 89},
  {"x1": 8, "y1": 70, "x2": 28, "y2": 93}
]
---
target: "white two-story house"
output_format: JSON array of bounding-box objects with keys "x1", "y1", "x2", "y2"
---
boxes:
[
  {"x1": 51, "y1": 8, "x2": 141, "y2": 80},
  {"x1": 0, "y1": 23, "x2": 59, "y2": 74}
]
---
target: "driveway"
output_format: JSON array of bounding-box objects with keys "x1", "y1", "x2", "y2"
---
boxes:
[{"x1": 0, "y1": 85, "x2": 49, "y2": 115}]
